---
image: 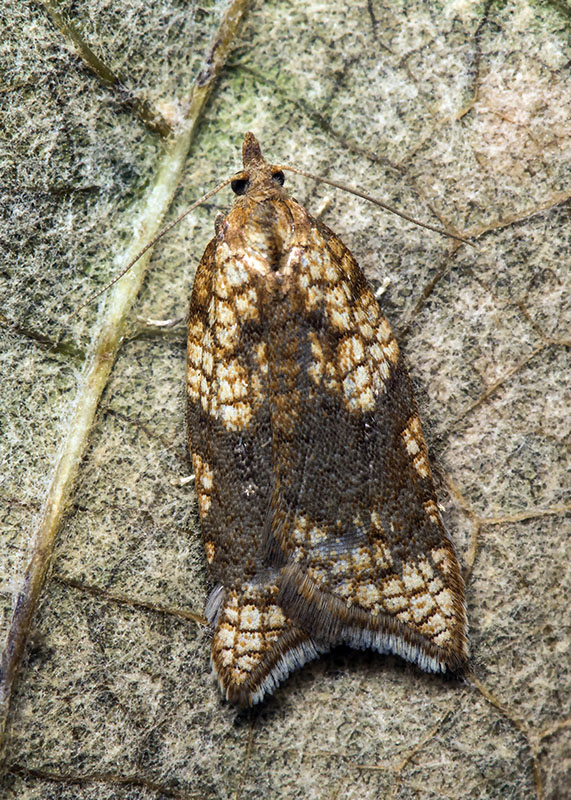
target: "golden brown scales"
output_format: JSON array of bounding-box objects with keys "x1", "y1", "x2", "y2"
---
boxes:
[{"x1": 187, "y1": 133, "x2": 468, "y2": 706}]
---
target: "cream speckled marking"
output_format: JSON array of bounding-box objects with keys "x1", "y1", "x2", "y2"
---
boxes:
[
  {"x1": 193, "y1": 453, "x2": 213, "y2": 515},
  {"x1": 410, "y1": 592, "x2": 436, "y2": 622},
  {"x1": 223, "y1": 594, "x2": 239, "y2": 618},
  {"x1": 384, "y1": 340, "x2": 399, "y2": 363},
  {"x1": 413, "y1": 453, "x2": 430, "y2": 478},
  {"x1": 200, "y1": 462, "x2": 213, "y2": 490},
  {"x1": 205, "y1": 541, "x2": 215, "y2": 563},
  {"x1": 211, "y1": 583, "x2": 311, "y2": 696},
  {"x1": 331, "y1": 555, "x2": 351, "y2": 576},
  {"x1": 324, "y1": 260, "x2": 339, "y2": 282},
  {"x1": 235, "y1": 631, "x2": 263, "y2": 655},
  {"x1": 309, "y1": 525, "x2": 328, "y2": 546},
  {"x1": 403, "y1": 434, "x2": 420, "y2": 456},
  {"x1": 254, "y1": 342, "x2": 268, "y2": 374},
  {"x1": 402, "y1": 562, "x2": 425, "y2": 592},
  {"x1": 300, "y1": 284, "x2": 318, "y2": 313},
  {"x1": 266, "y1": 605, "x2": 286, "y2": 628},
  {"x1": 214, "y1": 322, "x2": 239, "y2": 350},
  {"x1": 188, "y1": 318, "x2": 204, "y2": 340},
  {"x1": 201, "y1": 357, "x2": 254, "y2": 430},
  {"x1": 216, "y1": 298, "x2": 237, "y2": 327},
  {"x1": 324, "y1": 360, "x2": 341, "y2": 393},
  {"x1": 337, "y1": 335, "x2": 365, "y2": 374},
  {"x1": 217, "y1": 624, "x2": 236, "y2": 649},
  {"x1": 198, "y1": 493, "x2": 211, "y2": 515},
  {"x1": 308, "y1": 332, "x2": 325, "y2": 384},
  {"x1": 309, "y1": 251, "x2": 324, "y2": 281},
  {"x1": 372, "y1": 540, "x2": 393, "y2": 568},
  {"x1": 249, "y1": 344, "x2": 269, "y2": 406},
  {"x1": 187, "y1": 339, "x2": 202, "y2": 368},
  {"x1": 217, "y1": 370, "x2": 247, "y2": 403},
  {"x1": 250, "y1": 369, "x2": 264, "y2": 405},
  {"x1": 187, "y1": 318, "x2": 206, "y2": 401},
  {"x1": 435, "y1": 588, "x2": 455, "y2": 616},
  {"x1": 368, "y1": 339, "x2": 392, "y2": 393},
  {"x1": 378, "y1": 318, "x2": 393, "y2": 344},
  {"x1": 342, "y1": 362, "x2": 375, "y2": 412},
  {"x1": 202, "y1": 348, "x2": 214, "y2": 377},
  {"x1": 234, "y1": 286, "x2": 259, "y2": 319},
  {"x1": 432, "y1": 547, "x2": 452, "y2": 574},
  {"x1": 354, "y1": 364, "x2": 372, "y2": 392},
  {"x1": 377, "y1": 359, "x2": 391, "y2": 384},
  {"x1": 402, "y1": 415, "x2": 431, "y2": 478},
  {"x1": 291, "y1": 545, "x2": 304, "y2": 563},
  {"x1": 236, "y1": 654, "x2": 259, "y2": 675},
  {"x1": 418, "y1": 558, "x2": 434, "y2": 580},
  {"x1": 402, "y1": 416, "x2": 420, "y2": 453},
  {"x1": 226, "y1": 256, "x2": 250, "y2": 287},
  {"x1": 433, "y1": 630, "x2": 452, "y2": 646},
  {"x1": 308, "y1": 566, "x2": 328, "y2": 584},
  {"x1": 240, "y1": 605, "x2": 261, "y2": 631},
  {"x1": 326, "y1": 284, "x2": 352, "y2": 332},
  {"x1": 383, "y1": 576, "x2": 406, "y2": 597},
  {"x1": 291, "y1": 515, "x2": 309, "y2": 545},
  {"x1": 337, "y1": 580, "x2": 353, "y2": 598},
  {"x1": 297, "y1": 267, "x2": 310, "y2": 291},
  {"x1": 224, "y1": 606, "x2": 239, "y2": 624},
  {"x1": 359, "y1": 320, "x2": 374, "y2": 340},
  {"x1": 383, "y1": 594, "x2": 409, "y2": 612},
  {"x1": 364, "y1": 295, "x2": 380, "y2": 326},
  {"x1": 424, "y1": 499, "x2": 441, "y2": 525},
  {"x1": 214, "y1": 270, "x2": 231, "y2": 299},
  {"x1": 422, "y1": 612, "x2": 447, "y2": 635},
  {"x1": 369, "y1": 341, "x2": 384, "y2": 363},
  {"x1": 187, "y1": 366, "x2": 201, "y2": 401},
  {"x1": 221, "y1": 401, "x2": 253, "y2": 430},
  {"x1": 356, "y1": 582, "x2": 380, "y2": 609},
  {"x1": 352, "y1": 547, "x2": 373, "y2": 571}
]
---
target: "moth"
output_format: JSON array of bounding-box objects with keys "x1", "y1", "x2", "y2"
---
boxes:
[{"x1": 187, "y1": 133, "x2": 468, "y2": 706}]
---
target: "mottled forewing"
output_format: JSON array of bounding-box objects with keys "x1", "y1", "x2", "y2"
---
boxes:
[
  {"x1": 187, "y1": 224, "x2": 325, "y2": 705},
  {"x1": 267, "y1": 217, "x2": 468, "y2": 671},
  {"x1": 187, "y1": 235, "x2": 272, "y2": 587}
]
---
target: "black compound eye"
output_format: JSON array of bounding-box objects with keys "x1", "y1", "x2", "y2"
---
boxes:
[
  {"x1": 231, "y1": 177, "x2": 249, "y2": 195},
  {"x1": 272, "y1": 170, "x2": 285, "y2": 186}
]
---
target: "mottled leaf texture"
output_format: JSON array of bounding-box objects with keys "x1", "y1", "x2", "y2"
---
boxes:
[{"x1": 187, "y1": 133, "x2": 468, "y2": 707}]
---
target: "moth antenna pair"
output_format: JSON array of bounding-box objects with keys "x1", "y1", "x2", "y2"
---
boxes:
[{"x1": 69, "y1": 145, "x2": 474, "y2": 320}]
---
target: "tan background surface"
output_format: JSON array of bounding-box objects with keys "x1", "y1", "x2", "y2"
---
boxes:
[{"x1": 1, "y1": 1, "x2": 569, "y2": 798}]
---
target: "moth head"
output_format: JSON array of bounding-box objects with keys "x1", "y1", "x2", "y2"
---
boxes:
[{"x1": 230, "y1": 132, "x2": 288, "y2": 201}]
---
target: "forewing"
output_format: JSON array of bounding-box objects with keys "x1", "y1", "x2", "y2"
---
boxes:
[
  {"x1": 267, "y1": 218, "x2": 468, "y2": 671},
  {"x1": 187, "y1": 235, "x2": 273, "y2": 587},
  {"x1": 187, "y1": 220, "x2": 325, "y2": 705}
]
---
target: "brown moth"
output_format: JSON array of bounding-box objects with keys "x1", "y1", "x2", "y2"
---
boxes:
[{"x1": 186, "y1": 133, "x2": 468, "y2": 706}]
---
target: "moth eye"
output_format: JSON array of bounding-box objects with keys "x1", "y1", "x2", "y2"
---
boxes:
[
  {"x1": 272, "y1": 170, "x2": 285, "y2": 186},
  {"x1": 231, "y1": 178, "x2": 249, "y2": 195}
]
